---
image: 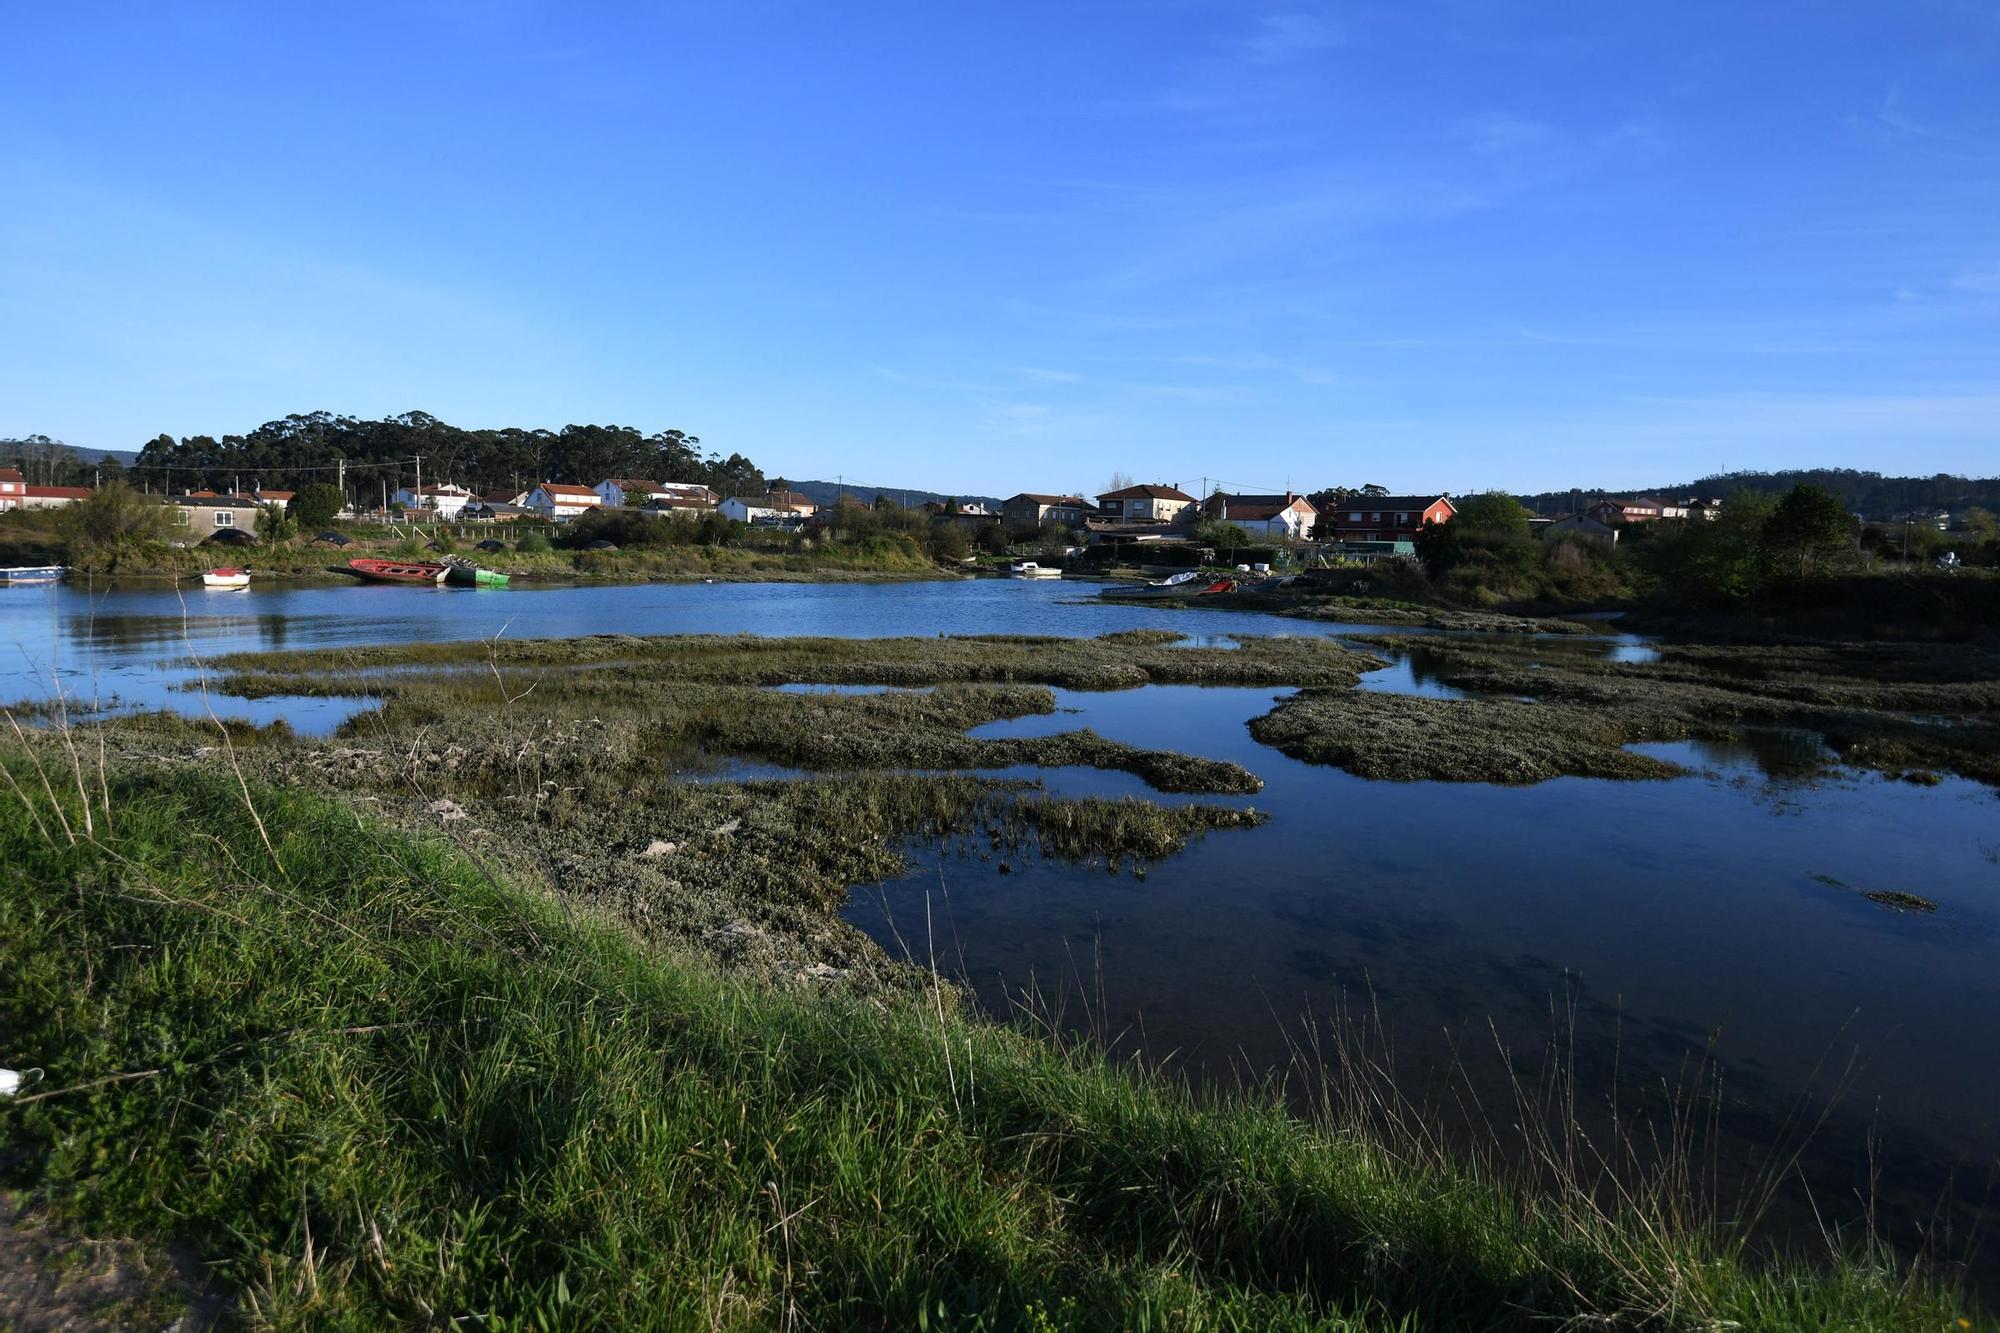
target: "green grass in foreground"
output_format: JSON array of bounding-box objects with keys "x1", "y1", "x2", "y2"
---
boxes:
[{"x1": 0, "y1": 763, "x2": 1982, "y2": 1329}]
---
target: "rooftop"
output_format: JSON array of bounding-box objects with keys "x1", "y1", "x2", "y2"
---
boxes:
[
  {"x1": 1329, "y1": 495, "x2": 1453, "y2": 513},
  {"x1": 1215, "y1": 493, "x2": 1315, "y2": 520},
  {"x1": 1099, "y1": 483, "x2": 1195, "y2": 502}
]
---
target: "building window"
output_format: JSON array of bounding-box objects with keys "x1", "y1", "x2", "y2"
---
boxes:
[
  {"x1": 1348, "y1": 511, "x2": 1362, "y2": 522},
  {"x1": 173, "y1": 509, "x2": 190, "y2": 525},
  {"x1": 1396, "y1": 512, "x2": 1409, "y2": 524},
  {"x1": 214, "y1": 510, "x2": 234, "y2": 527}
]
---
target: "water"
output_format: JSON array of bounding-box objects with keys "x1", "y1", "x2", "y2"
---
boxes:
[
  {"x1": 0, "y1": 577, "x2": 1357, "y2": 731},
  {"x1": 5, "y1": 576, "x2": 1993, "y2": 1262}
]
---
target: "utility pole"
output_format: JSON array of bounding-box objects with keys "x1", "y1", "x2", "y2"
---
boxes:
[{"x1": 337, "y1": 457, "x2": 345, "y2": 504}]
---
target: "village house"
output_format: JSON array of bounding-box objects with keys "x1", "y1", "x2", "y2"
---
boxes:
[
  {"x1": 1323, "y1": 495, "x2": 1455, "y2": 543},
  {"x1": 1202, "y1": 492, "x2": 1317, "y2": 541},
  {"x1": 462, "y1": 500, "x2": 534, "y2": 522},
  {"x1": 641, "y1": 494, "x2": 718, "y2": 516},
  {"x1": 163, "y1": 492, "x2": 263, "y2": 537},
  {"x1": 0, "y1": 468, "x2": 24, "y2": 511},
  {"x1": 524, "y1": 483, "x2": 604, "y2": 521},
  {"x1": 1545, "y1": 513, "x2": 1620, "y2": 544},
  {"x1": 393, "y1": 483, "x2": 473, "y2": 518},
  {"x1": 1001, "y1": 493, "x2": 1093, "y2": 531},
  {"x1": 720, "y1": 489, "x2": 817, "y2": 525},
  {"x1": 1587, "y1": 496, "x2": 1689, "y2": 525},
  {"x1": 592, "y1": 478, "x2": 720, "y2": 508},
  {"x1": 1094, "y1": 483, "x2": 1196, "y2": 525},
  {"x1": 19, "y1": 485, "x2": 93, "y2": 510},
  {"x1": 251, "y1": 485, "x2": 295, "y2": 508}
]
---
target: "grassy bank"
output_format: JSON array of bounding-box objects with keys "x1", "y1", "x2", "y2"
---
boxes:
[
  {"x1": 1, "y1": 511, "x2": 950, "y2": 584},
  {"x1": 1, "y1": 763, "x2": 1980, "y2": 1329}
]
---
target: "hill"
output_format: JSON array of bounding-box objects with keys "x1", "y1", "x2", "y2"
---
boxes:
[
  {"x1": 1517, "y1": 469, "x2": 2000, "y2": 519},
  {"x1": 781, "y1": 479, "x2": 1003, "y2": 512}
]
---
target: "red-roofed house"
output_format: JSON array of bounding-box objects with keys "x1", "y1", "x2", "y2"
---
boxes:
[
  {"x1": 0, "y1": 468, "x2": 24, "y2": 511},
  {"x1": 1324, "y1": 495, "x2": 1455, "y2": 543},
  {"x1": 21, "y1": 485, "x2": 93, "y2": 509},
  {"x1": 1094, "y1": 483, "x2": 1196, "y2": 524},
  {"x1": 525, "y1": 482, "x2": 603, "y2": 521}
]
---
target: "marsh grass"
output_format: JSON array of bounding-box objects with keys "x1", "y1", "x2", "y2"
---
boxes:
[
  {"x1": 1299, "y1": 633, "x2": 2000, "y2": 786},
  {"x1": 0, "y1": 760, "x2": 1983, "y2": 1329}
]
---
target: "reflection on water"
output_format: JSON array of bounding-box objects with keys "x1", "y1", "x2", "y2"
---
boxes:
[
  {"x1": 0, "y1": 578, "x2": 1356, "y2": 733},
  {"x1": 848, "y1": 682, "x2": 2000, "y2": 1268}
]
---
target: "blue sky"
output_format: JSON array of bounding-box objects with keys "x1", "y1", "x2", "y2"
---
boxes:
[{"x1": 3, "y1": 2, "x2": 1996, "y2": 495}]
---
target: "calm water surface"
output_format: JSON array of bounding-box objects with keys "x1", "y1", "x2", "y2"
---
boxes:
[{"x1": 5, "y1": 576, "x2": 1995, "y2": 1263}]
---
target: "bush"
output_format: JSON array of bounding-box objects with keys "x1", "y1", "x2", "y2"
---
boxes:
[
  {"x1": 56, "y1": 481, "x2": 172, "y2": 554},
  {"x1": 925, "y1": 523, "x2": 972, "y2": 561},
  {"x1": 288, "y1": 482, "x2": 346, "y2": 529},
  {"x1": 517, "y1": 531, "x2": 553, "y2": 554},
  {"x1": 257, "y1": 501, "x2": 296, "y2": 543}
]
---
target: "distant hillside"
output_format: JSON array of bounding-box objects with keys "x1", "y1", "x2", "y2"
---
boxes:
[
  {"x1": 1517, "y1": 468, "x2": 2000, "y2": 519},
  {"x1": 781, "y1": 479, "x2": 1003, "y2": 512}
]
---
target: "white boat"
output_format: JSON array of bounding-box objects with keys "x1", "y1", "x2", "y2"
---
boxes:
[
  {"x1": 202, "y1": 567, "x2": 251, "y2": 589},
  {"x1": 1100, "y1": 569, "x2": 1233, "y2": 600},
  {"x1": 0, "y1": 566, "x2": 65, "y2": 586},
  {"x1": 1008, "y1": 561, "x2": 1062, "y2": 579}
]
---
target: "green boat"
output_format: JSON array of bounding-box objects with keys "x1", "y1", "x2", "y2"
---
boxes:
[{"x1": 443, "y1": 562, "x2": 510, "y2": 588}]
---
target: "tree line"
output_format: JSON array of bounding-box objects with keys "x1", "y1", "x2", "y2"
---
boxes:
[
  {"x1": 7, "y1": 412, "x2": 766, "y2": 504},
  {"x1": 1516, "y1": 468, "x2": 2000, "y2": 519}
]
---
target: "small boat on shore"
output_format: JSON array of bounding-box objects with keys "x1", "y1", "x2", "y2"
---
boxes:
[
  {"x1": 443, "y1": 559, "x2": 509, "y2": 588},
  {"x1": 201, "y1": 567, "x2": 250, "y2": 589},
  {"x1": 344, "y1": 557, "x2": 449, "y2": 585},
  {"x1": 1099, "y1": 569, "x2": 1228, "y2": 600},
  {"x1": 1008, "y1": 561, "x2": 1062, "y2": 579},
  {"x1": 0, "y1": 566, "x2": 65, "y2": 586}
]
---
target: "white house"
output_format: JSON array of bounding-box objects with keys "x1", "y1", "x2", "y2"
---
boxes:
[
  {"x1": 1205, "y1": 493, "x2": 1317, "y2": 540},
  {"x1": 593, "y1": 478, "x2": 718, "y2": 508},
  {"x1": 393, "y1": 483, "x2": 473, "y2": 518},
  {"x1": 720, "y1": 496, "x2": 780, "y2": 523},
  {"x1": 525, "y1": 483, "x2": 603, "y2": 521},
  {"x1": 721, "y1": 489, "x2": 815, "y2": 525}
]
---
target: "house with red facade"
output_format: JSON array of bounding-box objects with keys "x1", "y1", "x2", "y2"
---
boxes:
[
  {"x1": 1322, "y1": 494, "x2": 1454, "y2": 542},
  {"x1": 0, "y1": 468, "x2": 26, "y2": 511}
]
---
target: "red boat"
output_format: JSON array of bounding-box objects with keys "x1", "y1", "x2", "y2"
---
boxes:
[{"x1": 344, "y1": 557, "x2": 449, "y2": 585}]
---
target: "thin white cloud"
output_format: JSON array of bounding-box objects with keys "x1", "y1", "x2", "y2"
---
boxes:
[{"x1": 1239, "y1": 12, "x2": 1343, "y2": 64}]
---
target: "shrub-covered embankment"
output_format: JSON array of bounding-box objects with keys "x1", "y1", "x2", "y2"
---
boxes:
[{"x1": 0, "y1": 764, "x2": 1979, "y2": 1329}]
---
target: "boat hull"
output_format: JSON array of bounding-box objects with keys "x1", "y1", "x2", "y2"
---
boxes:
[
  {"x1": 202, "y1": 568, "x2": 250, "y2": 589},
  {"x1": 444, "y1": 565, "x2": 510, "y2": 587},
  {"x1": 345, "y1": 558, "x2": 449, "y2": 585},
  {"x1": 0, "y1": 566, "x2": 65, "y2": 586}
]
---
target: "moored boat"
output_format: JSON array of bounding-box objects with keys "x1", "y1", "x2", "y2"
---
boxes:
[
  {"x1": 0, "y1": 566, "x2": 66, "y2": 586},
  {"x1": 1007, "y1": 561, "x2": 1062, "y2": 579},
  {"x1": 443, "y1": 560, "x2": 510, "y2": 587},
  {"x1": 344, "y1": 557, "x2": 450, "y2": 585},
  {"x1": 1099, "y1": 569, "x2": 1210, "y2": 599},
  {"x1": 202, "y1": 567, "x2": 250, "y2": 589}
]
